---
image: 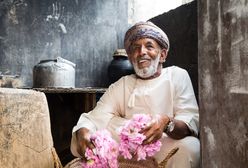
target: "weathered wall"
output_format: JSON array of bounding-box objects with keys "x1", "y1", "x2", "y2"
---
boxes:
[
  {"x1": 150, "y1": 1, "x2": 198, "y2": 99},
  {"x1": 0, "y1": 0, "x2": 128, "y2": 87},
  {"x1": 0, "y1": 88, "x2": 56, "y2": 168},
  {"x1": 198, "y1": 0, "x2": 248, "y2": 167}
]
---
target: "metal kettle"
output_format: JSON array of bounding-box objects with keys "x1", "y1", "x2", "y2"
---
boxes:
[{"x1": 33, "y1": 57, "x2": 76, "y2": 88}]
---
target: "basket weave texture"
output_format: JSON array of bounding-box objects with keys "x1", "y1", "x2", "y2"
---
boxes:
[
  {"x1": 118, "y1": 157, "x2": 158, "y2": 168},
  {"x1": 119, "y1": 147, "x2": 179, "y2": 168},
  {"x1": 64, "y1": 147, "x2": 179, "y2": 168}
]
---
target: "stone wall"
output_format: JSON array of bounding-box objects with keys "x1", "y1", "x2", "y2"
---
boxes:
[
  {"x1": 0, "y1": 88, "x2": 58, "y2": 168},
  {"x1": 198, "y1": 0, "x2": 248, "y2": 167}
]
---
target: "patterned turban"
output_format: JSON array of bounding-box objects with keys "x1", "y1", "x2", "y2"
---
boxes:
[{"x1": 124, "y1": 21, "x2": 170, "y2": 54}]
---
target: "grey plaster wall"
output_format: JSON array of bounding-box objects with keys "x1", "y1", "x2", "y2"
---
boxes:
[
  {"x1": 198, "y1": 0, "x2": 248, "y2": 167},
  {"x1": 0, "y1": 0, "x2": 129, "y2": 87}
]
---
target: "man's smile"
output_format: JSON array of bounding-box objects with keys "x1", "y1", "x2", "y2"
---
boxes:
[{"x1": 137, "y1": 56, "x2": 152, "y2": 68}]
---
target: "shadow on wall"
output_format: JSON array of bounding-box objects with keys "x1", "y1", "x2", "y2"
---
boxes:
[{"x1": 149, "y1": 0, "x2": 198, "y2": 101}]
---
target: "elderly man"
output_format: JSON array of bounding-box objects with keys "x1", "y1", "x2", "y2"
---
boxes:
[{"x1": 70, "y1": 21, "x2": 200, "y2": 168}]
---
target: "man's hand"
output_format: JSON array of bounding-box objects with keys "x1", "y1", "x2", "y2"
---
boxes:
[
  {"x1": 140, "y1": 115, "x2": 170, "y2": 145},
  {"x1": 76, "y1": 127, "x2": 95, "y2": 159}
]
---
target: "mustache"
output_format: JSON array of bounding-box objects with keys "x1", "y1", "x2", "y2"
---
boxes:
[{"x1": 137, "y1": 55, "x2": 151, "y2": 62}]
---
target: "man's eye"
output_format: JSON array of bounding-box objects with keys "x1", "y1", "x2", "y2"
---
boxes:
[
  {"x1": 146, "y1": 45, "x2": 154, "y2": 50},
  {"x1": 131, "y1": 46, "x2": 139, "y2": 51}
]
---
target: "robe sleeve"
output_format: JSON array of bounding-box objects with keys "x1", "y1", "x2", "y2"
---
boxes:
[
  {"x1": 70, "y1": 77, "x2": 125, "y2": 157},
  {"x1": 172, "y1": 68, "x2": 199, "y2": 136}
]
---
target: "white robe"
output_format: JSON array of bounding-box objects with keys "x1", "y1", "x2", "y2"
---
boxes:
[{"x1": 71, "y1": 66, "x2": 200, "y2": 168}]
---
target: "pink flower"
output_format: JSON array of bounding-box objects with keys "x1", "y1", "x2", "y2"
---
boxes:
[
  {"x1": 119, "y1": 114, "x2": 162, "y2": 161},
  {"x1": 82, "y1": 129, "x2": 119, "y2": 168}
]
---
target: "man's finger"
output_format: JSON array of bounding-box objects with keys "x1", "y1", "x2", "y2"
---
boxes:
[
  {"x1": 139, "y1": 122, "x2": 153, "y2": 133},
  {"x1": 76, "y1": 144, "x2": 85, "y2": 157},
  {"x1": 143, "y1": 135, "x2": 154, "y2": 145},
  {"x1": 86, "y1": 140, "x2": 95, "y2": 150}
]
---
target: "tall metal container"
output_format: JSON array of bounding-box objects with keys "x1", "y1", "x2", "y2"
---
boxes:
[{"x1": 33, "y1": 57, "x2": 76, "y2": 88}]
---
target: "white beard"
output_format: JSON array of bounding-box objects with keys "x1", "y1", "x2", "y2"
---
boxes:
[{"x1": 132, "y1": 53, "x2": 160, "y2": 79}]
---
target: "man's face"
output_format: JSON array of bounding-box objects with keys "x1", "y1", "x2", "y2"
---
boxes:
[{"x1": 128, "y1": 38, "x2": 164, "y2": 79}]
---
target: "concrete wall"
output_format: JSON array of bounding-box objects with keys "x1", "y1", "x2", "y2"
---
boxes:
[
  {"x1": 0, "y1": 88, "x2": 55, "y2": 168},
  {"x1": 198, "y1": 0, "x2": 248, "y2": 167},
  {"x1": 0, "y1": 0, "x2": 128, "y2": 88}
]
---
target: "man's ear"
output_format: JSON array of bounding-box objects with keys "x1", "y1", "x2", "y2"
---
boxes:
[{"x1": 159, "y1": 49, "x2": 168, "y2": 63}]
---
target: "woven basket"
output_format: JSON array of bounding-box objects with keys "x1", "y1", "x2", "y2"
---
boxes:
[
  {"x1": 51, "y1": 147, "x2": 64, "y2": 168},
  {"x1": 118, "y1": 157, "x2": 158, "y2": 168},
  {"x1": 64, "y1": 158, "x2": 83, "y2": 168},
  {"x1": 119, "y1": 147, "x2": 179, "y2": 168},
  {"x1": 64, "y1": 147, "x2": 179, "y2": 168}
]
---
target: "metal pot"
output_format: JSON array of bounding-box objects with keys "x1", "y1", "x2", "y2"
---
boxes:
[{"x1": 33, "y1": 57, "x2": 76, "y2": 88}]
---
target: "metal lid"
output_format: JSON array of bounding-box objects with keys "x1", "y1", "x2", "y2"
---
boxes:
[
  {"x1": 113, "y1": 49, "x2": 128, "y2": 57},
  {"x1": 39, "y1": 57, "x2": 76, "y2": 67}
]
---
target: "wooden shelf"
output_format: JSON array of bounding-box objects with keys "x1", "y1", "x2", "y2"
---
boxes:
[{"x1": 32, "y1": 87, "x2": 107, "y2": 93}]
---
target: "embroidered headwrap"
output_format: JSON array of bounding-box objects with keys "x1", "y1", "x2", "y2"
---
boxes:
[{"x1": 124, "y1": 21, "x2": 169, "y2": 54}]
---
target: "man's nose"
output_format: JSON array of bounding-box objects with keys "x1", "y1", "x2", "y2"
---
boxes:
[{"x1": 139, "y1": 45, "x2": 147, "y2": 56}]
